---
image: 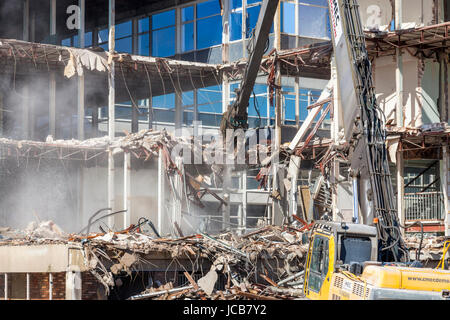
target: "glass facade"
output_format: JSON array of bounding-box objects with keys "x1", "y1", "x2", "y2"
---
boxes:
[{"x1": 59, "y1": 0, "x2": 330, "y2": 132}]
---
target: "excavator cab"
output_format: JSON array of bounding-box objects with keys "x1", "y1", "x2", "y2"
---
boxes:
[{"x1": 304, "y1": 221, "x2": 378, "y2": 300}]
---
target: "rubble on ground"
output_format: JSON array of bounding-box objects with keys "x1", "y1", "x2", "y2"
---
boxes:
[
  {"x1": 75, "y1": 224, "x2": 309, "y2": 300},
  {"x1": 404, "y1": 234, "x2": 449, "y2": 257}
]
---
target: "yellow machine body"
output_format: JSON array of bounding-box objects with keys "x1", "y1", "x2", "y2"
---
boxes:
[{"x1": 304, "y1": 221, "x2": 450, "y2": 300}]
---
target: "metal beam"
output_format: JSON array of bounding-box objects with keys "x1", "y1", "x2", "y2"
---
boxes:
[
  {"x1": 234, "y1": 0, "x2": 280, "y2": 121},
  {"x1": 108, "y1": 0, "x2": 116, "y2": 230},
  {"x1": 123, "y1": 152, "x2": 131, "y2": 229}
]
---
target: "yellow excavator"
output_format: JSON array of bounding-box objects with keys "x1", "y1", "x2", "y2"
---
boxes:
[
  {"x1": 303, "y1": 221, "x2": 450, "y2": 300},
  {"x1": 302, "y1": 0, "x2": 450, "y2": 300}
]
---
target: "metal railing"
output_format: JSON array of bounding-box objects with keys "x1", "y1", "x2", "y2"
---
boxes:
[{"x1": 405, "y1": 191, "x2": 444, "y2": 221}]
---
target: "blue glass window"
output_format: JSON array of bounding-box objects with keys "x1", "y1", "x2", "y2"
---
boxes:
[
  {"x1": 299, "y1": 5, "x2": 330, "y2": 38},
  {"x1": 182, "y1": 23, "x2": 194, "y2": 52},
  {"x1": 182, "y1": 91, "x2": 194, "y2": 106},
  {"x1": 248, "y1": 84, "x2": 267, "y2": 117},
  {"x1": 197, "y1": 15, "x2": 222, "y2": 49},
  {"x1": 197, "y1": 86, "x2": 222, "y2": 114},
  {"x1": 300, "y1": 0, "x2": 328, "y2": 6},
  {"x1": 246, "y1": 5, "x2": 261, "y2": 37},
  {"x1": 152, "y1": 27, "x2": 176, "y2": 57},
  {"x1": 61, "y1": 38, "x2": 71, "y2": 46},
  {"x1": 116, "y1": 37, "x2": 132, "y2": 54},
  {"x1": 182, "y1": 6, "x2": 194, "y2": 22},
  {"x1": 281, "y1": 2, "x2": 295, "y2": 34},
  {"x1": 84, "y1": 32, "x2": 93, "y2": 47},
  {"x1": 153, "y1": 93, "x2": 175, "y2": 109},
  {"x1": 197, "y1": 0, "x2": 221, "y2": 19},
  {"x1": 152, "y1": 10, "x2": 176, "y2": 57},
  {"x1": 230, "y1": 11, "x2": 242, "y2": 41},
  {"x1": 152, "y1": 10, "x2": 175, "y2": 29},
  {"x1": 231, "y1": 0, "x2": 242, "y2": 9},
  {"x1": 153, "y1": 93, "x2": 175, "y2": 124},
  {"x1": 98, "y1": 28, "x2": 108, "y2": 44},
  {"x1": 138, "y1": 34, "x2": 149, "y2": 56},
  {"x1": 138, "y1": 17, "x2": 149, "y2": 33},
  {"x1": 116, "y1": 21, "x2": 132, "y2": 39}
]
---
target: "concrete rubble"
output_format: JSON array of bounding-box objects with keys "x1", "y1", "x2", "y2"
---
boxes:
[{"x1": 0, "y1": 218, "x2": 448, "y2": 300}]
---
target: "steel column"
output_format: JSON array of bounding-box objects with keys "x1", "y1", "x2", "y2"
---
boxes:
[
  {"x1": 108, "y1": 0, "x2": 116, "y2": 229},
  {"x1": 124, "y1": 152, "x2": 131, "y2": 229}
]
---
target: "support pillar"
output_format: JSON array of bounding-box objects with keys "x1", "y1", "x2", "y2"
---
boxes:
[
  {"x1": 148, "y1": 98, "x2": 153, "y2": 130},
  {"x1": 26, "y1": 273, "x2": 30, "y2": 300},
  {"x1": 49, "y1": 73, "x2": 56, "y2": 138},
  {"x1": 174, "y1": 93, "x2": 182, "y2": 132},
  {"x1": 331, "y1": 57, "x2": 341, "y2": 221},
  {"x1": 107, "y1": 149, "x2": 115, "y2": 230},
  {"x1": 23, "y1": 0, "x2": 29, "y2": 41},
  {"x1": 4, "y1": 274, "x2": 7, "y2": 300},
  {"x1": 172, "y1": 157, "x2": 183, "y2": 236},
  {"x1": 49, "y1": 273, "x2": 53, "y2": 300},
  {"x1": 131, "y1": 104, "x2": 139, "y2": 133},
  {"x1": 65, "y1": 271, "x2": 82, "y2": 300},
  {"x1": 0, "y1": 93, "x2": 3, "y2": 136},
  {"x1": 123, "y1": 152, "x2": 131, "y2": 229},
  {"x1": 395, "y1": 0, "x2": 403, "y2": 127},
  {"x1": 294, "y1": 77, "x2": 300, "y2": 127},
  {"x1": 242, "y1": 170, "x2": 247, "y2": 231},
  {"x1": 50, "y1": 0, "x2": 56, "y2": 36},
  {"x1": 272, "y1": 3, "x2": 283, "y2": 225},
  {"x1": 397, "y1": 150, "x2": 405, "y2": 236},
  {"x1": 92, "y1": 106, "x2": 99, "y2": 137},
  {"x1": 288, "y1": 156, "x2": 301, "y2": 219},
  {"x1": 222, "y1": 174, "x2": 231, "y2": 231},
  {"x1": 49, "y1": 0, "x2": 57, "y2": 137},
  {"x1": 438, "y1": 50, "x2": 448, "y2": 123},
  {"x1": 22, "y1": 85, "x2": 29, "y2": 140},
  {"x1": 77, "y1": 0, "x2": 85, "y2": 140},
  {"x1": 107, "y1": 0, "x2": 116, "y2": 230},
  {"x1": 157, "y1": 148, "x2": 165, "y2": 235}
]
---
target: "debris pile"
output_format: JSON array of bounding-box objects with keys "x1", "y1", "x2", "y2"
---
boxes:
[
  {"x1": 78, "y1": 225, "x2": 308, "y2": 300},
  {"x1": 0, "y1": 220, "x2": 68, "y2": 244},
  {"x1": 404, "y1": 234, "x2": 450, "y2": 258}
]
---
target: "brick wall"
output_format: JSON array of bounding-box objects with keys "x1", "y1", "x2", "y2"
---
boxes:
[
  {"x1": 29, "y1": 273, "x2": 65, "y2": 300},
  {"x1": 81, "y1": 272, "x2": 102, "y2": 300},
  {"x1": 0, "y1": 273, "x2": 65, "y2": 300}
]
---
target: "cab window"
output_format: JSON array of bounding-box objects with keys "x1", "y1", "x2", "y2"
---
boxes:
[
  {"x1": 308, "y1": 235, "x2": 329, "y2": 293},
  {"x1": 340, "y1": 236, "x2": 372, "y2": 264}
]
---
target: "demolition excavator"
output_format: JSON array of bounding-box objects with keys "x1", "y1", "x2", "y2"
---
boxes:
[
  {"x1": 302, "y1": 0, "x2": 450, "y2": 300},
  {"x1": 221, "y1": 0, "x2": 450, "y2": 299}
]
